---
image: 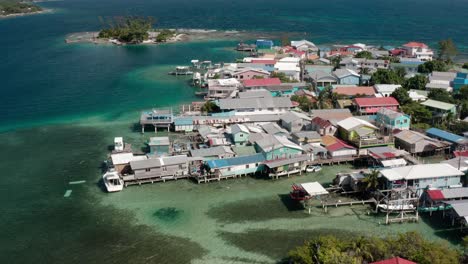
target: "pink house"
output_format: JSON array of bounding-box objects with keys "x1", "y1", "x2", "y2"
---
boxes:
[{"x1": 354, "y1": 97, "x2": 399, "y2": 115}]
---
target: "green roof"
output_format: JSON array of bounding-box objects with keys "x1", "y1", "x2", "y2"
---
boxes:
[{"x1": 421, "y1": 99, "x2": 455, "y2": 111}]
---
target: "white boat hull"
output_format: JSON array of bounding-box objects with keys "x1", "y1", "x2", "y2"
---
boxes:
[
  {"x1": 378, "y1": 204, "x2": 415, "y2": 213},
  {"x1": 102, "y1": 171, "x2": 124, "y2": 193}
]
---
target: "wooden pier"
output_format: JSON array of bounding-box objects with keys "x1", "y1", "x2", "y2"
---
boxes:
[
  {"x1": 307, "y1": 156, "x2": 356, "y2": 166},
  {"x1": 191, "y1": 172, "x2": 252, "y2": 184},
  {"x1": 122, "y1": 174, "x2": 189, "y2": 186},
  {"x1": 321, "y1": 198, "x2": 377, "y2": 213}
]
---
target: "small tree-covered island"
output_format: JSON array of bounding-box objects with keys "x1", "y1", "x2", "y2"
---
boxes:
[
  {"x1": 0, "y1": 0, "x2": 42, "y2": 16},
  {"x1": 97, "y1": 16, "x2": 177, "y2": 44}
]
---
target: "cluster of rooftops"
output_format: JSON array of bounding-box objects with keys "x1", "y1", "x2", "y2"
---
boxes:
[{"x1": 111, "y1": 38, "x2": 468, "y2": 201}]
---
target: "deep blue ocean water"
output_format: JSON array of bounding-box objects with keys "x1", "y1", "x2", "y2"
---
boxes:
[
  {"x1": 1, "y1": 1, "x2": 468, "y2": 263},
  {"x1": 1, "y1": 0, "x2": 468, "y2": 130}
]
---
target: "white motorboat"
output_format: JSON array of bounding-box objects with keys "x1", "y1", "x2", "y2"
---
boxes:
[
  {"x1": 378, "y1": 204, "x2": 415, "y2": 213},
  {"x1": 102, "y1": 170, "x2": 124, "y2": 192},
  {"x1": 306, "y1": 165, "x2": 322, "y2": 173}
]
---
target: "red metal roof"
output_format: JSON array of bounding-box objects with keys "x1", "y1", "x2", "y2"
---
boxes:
[
  {"x1": 242, "y1": 78, "x2": 281, "y2": 87},
  {"x1": 454, "y1": 150, "x2": 468, "y2": 157},
  {"x1": 334, "y1": 86, "x2": 376, "y2": 96},
  {"x1": 354, "y1": 97, "x2": 399, "y2": 107},
  {"x1": 250, "y1": 59, "x2": 276, "y2": 64},
  {"x1": 427, "y1": 189, "x2": 445, "y2": 201},
  {"x1": 326, "y1": 138, "x2": 355, "y2": 152},
  {"x1": 371, "y1": 257, "x2": 417, "y2": 264},
  {"x1": 403, "y1": 42, "x2": 428, "y2": 48},
  {"x1": 311, "y1": 116, "x2": 333, "y2": 128},
  {"x1": 390, "y1": 49, "x2": 406, "y2": 56}
]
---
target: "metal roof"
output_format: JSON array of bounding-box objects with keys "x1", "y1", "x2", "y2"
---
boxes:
[
  {"x1": 354, "y1": 97, "x2": 399, "y2": 107},
  {"x1": 148, "y1": 137, "x2": 170, "y2": 146},
  {"x1": 280, "y1": 111, "x2": 311, "y2": 123},
  {"x1": 264, "y1": 154, "x2": 310, "y2": 168},
  {"x1": 111, "y1": 153, "x2": 147, "y2": 165},
  {"x1": 444, "y1": 200, "x2": 468, "y2": 218},
  {"x1": 300, "y1": 182, "x2": 329, "y2": 196},
  {"x1": 190, "y1": 146, "x2": 234, "y2": 158},
  {"x1": 219, "y1": 97, "x2": 293, "y2": 110},
  {"x1": 337, "y1": 117, "x2": 377, "y2": 131},
  {"x1": 206, "y1": 153, "x2": 265, "y2": 169},
  {"x1": 261, "y1": 122, "x2": 288, "y2": 135},
  {"x1": 130, "y1": 155, "x2": 188, "y2": 170},
  {"x1": 242, "y1": 78, "x2": 281, "y2": 87},
  {"x1": 380, "y1": 164, "x2": 463, "y2": 181},
  {"x1": 230, "y1": 124, "x2": 250, "y2": 135},
  {"x1": 426, "y1": 127, "x2": 467, "y2": 144},
  {"x1": 420, "y1": 99, "x2": 455, "y2": 111},
  {"x1": 292, "y1": 131, "x2": 321, "y2": 140},
  {"x1": 255, "y1": 135, "x2": 303, "y2": 152}
]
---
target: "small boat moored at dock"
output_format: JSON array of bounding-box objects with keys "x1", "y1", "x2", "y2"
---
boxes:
[
  {"x1": 102, "y1": 170, "x2": 124, "y2": 192},
  {"x1": 168, "y1": 66, "x2": 193, "y2": 75}
]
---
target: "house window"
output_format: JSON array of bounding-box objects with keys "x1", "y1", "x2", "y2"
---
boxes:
[
  {"x1": 228, "y1": 168, "x2": 231, "y2": 171},
  {"x1": 404, "y1": 119, "x2": 408, "y2": 123},
  {"x1": 396, "y1": 120, "x2": 400, "y2": 125},
  {"x1": 240, "y1": 134, "x2": 243, "y2": 137},
  {"x1": 246, "y1": 164, "x2": 250, "y2": 169},
  {"x1": 255, "y1": 163, "x2": 259, "y2": 166},
  {"x1": 145, "y1": 168, "x2": 151, "y2": 172},
  {"x1": 179, "y1": 165, "x2": 183, "y2": 169}
]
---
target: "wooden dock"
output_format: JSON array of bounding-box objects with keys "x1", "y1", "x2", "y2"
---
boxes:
[
  {"x1": 307, "y1": 156, "x2": 356, "y2": 166},
  {"x1": 122, "y1": 174, "x2": 189, "y2": 186},
  {"x1": 191, "y1": 173, "x2": 251, "y2": 184},
  {"x1": 321, "y1": 198, "x2": 377, "y2": 213}
]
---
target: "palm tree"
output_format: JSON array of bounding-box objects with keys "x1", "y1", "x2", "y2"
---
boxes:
[
  {"x1": 362, "y1": 170, "x2": 380, "y2": 191},
  {"x1": 349, "y1": 236, "x2": 374, "y2": 262}
]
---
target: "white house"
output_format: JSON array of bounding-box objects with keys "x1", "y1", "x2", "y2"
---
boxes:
[
  {"x1": 291, "y1": 40, "x2": 319, "y2": 52},
  {"x1": 402, "y1": 42, "x2": 434, "y2": 61},
  {"x1": 205, "y1": 78, "x2": 242, "y2": 100},
  {"x1": 379, "y1": 164, "x2": 463, "y2": 195},
  {"x1": 374, "y1": 84, "x2": 402, "y2": 97},
  {"x1": 274, "y1": 57, "x2": 301, "y2": 81}
]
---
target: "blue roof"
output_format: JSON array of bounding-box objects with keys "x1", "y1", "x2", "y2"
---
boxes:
[
  {"x1": 426, "y1": 128, "x2": 466, "y2": 144},
  {"x1": 174, "y1": 117, "x2": 193, "y2": 126},
  {"x1": 207, "y1": 153, "x2": 265, "y2": 169}
]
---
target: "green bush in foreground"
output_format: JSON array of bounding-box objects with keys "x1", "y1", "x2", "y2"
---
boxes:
[{"x1": 288, "y1": 232, "x2": 460, "y2": 264}]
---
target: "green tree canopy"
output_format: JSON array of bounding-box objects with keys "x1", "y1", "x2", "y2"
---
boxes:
[
  {"x1": 402, "y1": 102, "x2": 432, "y2": 124},
  {"x1": 403, "y1": 75, "x2": 427, "y2": 90},
  {"x1": 391, "y1": 87, "x2": 412, "y2": 106},
  {"x1": 370, "y1": 69, "x2": 405, "y2": 85},
  {"x1": 291, "y1": 95, "x2": 313, "y2": 112},
  {"x1": 428, "y1": 89, "x2": 455, "y2": 104},
  {"x1": 417, "y1": 60, "x2": 448, "y2": 73},
  {"x1": 271, "y1": 72, "x2": 296, "y2": 83},
  {"x1": 201, "y1": 101, "x2": 220, "y2": 113},
  {"x1": 362, "y1": 170, "x2": 380, "y2": 191},
  {"x1": 98, "y1": 16, "x2": 155, "y2": 43},
  {"x1": 438, "y1": 38, "x2": 458, "y2": 62},
  {"x1": 355, "y1": 51, "x2": 373, "y2": 59},
  {"x1": 288, "y1": 232, "x2": 461, "y2": 264}
]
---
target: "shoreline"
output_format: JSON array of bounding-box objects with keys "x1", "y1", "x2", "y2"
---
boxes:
[
  {"x1": 64, "y1": 29, "x2": 305, "y2": 45},
  {"x1": 0, "y1": 8, "x2": 52, "y2": 19}
]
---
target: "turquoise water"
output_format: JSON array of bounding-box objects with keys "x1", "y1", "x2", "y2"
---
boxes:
[{"x1": 1, "y1": 0, "x2": 468, "y2": 263}]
